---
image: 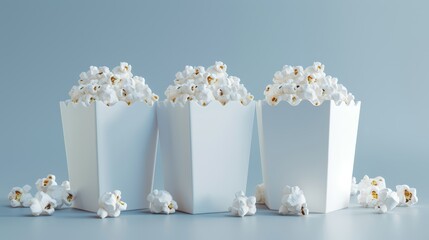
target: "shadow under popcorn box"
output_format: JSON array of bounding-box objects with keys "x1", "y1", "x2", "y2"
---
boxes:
[
  {"x1": 257, "y1": 100, "x2": 361, "y2": 213},
  {"x1": 60, "y1": 101, "x2": 158, "y2": 212},
  {"x1": 157, "y1": 100, "x2": 255, "y2": 214}
]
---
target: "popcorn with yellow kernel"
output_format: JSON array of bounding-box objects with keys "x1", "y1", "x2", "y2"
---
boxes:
[
  {"x1": 46, "y1": 181, "x2": 75, "y2": 209},
  {"x1": 228, "y1": 191, "x2": 257, "y2": 217},
  {"x1": 147, "y1": 189, "x2": 178, "y2": 214},
  {"x1": 264, "y1": 62, "x2": 355, "y2": 106},
  {"x1": 35, "y1": 174, "x2": 58, "y2": 193},
  {"x1": 396, "y1": 185, "x2": 418, "y2": 207},
  {"x1": 8, "y1": 185, "x2": 33, "y2": 207},
  {"x1": 29, "y1": 191, "x2": 57, "y2": 216},
  {"x1": 67, "y1": 62, "x2": 158, "y2": 107},
  {"x1": 97, "y1": 190, "x2": 127, "y2": 219},
  {"x1": 279, "y1": 185, "x2": 309, "y2": 216}
]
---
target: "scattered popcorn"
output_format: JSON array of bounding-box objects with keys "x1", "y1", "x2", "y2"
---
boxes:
[
  {"x1": 46, "y1": 181, "x2": 75, "y2": 209},
  {"x1": 147, "y1": 189, "x2": 178, "y2": 214},
  {"x1": 279, "y1": 186, "x2": 309, "y2": 216},
  {"x1": 228, "y1": 191, "x2": 257, "y2": 217},
  {"x1": 97, "y1": 190, "x2": 127, "y2": 219},
  {"x1": 264, "y1": 62, "x2": 355, "y2": 106},
  {"x1": 357, "y1": 175, "x2": 386, "y2": 207},
  {"x1": 35, "y1": 174, "x2": 58, "y2": 192},
  {"x1": 30, "y1": 191, "x2": 57, "y2": 216},
  {"x1": 165, "y1": 61, "x2": 254, "y2": 106},
  {"x1": 396, "y1": 185, "x2": 418, "y2": 207},
  {"x1": 8, "y1": 185, "x2": 33, "y2": 207},
  {"x1": 255, "y1": 183, "x2": 266, "y2": 204},
  {"x1": 375, "y1": 188, "x2": 400, "y2": 214},
  {"x1": 68, "y1": 62, "x2": 158, "y2": 107},
  {"x1": 350, "y1": 177, "x2": 359, "y2": 196}
]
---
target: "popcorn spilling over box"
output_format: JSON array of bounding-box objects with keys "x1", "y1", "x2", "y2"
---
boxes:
[
  {"x1": 60, "y1": 62, "x2": 158, "y2": 212},
  {"x1": 257, "y1": 62, "x2": 361, "y2": 213},
  {"x1": 158, "y1": 61, "x2": 255, "y2": 214}
]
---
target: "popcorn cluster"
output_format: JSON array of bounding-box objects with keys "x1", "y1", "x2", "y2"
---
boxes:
[
  {"x1": 255, "y1": 183, "x2": 266, "y2": 204},
  {"x1": 147, "y1": 189, "x2": 178, "y2": 214},
  {"x1": 68, "y1": 62, "x2": 159, "y2": 107},
  {"x1": 354, "y1": 175, "x2": 418, "y2": 214},
  {"x1": 7, "y1": 174, "x2": 76, "y2": 216},
  {"x1": 97, "y1": 190, "x2": 127, "y2": 219},
  {"x1": 279, "y1": 186, "x2": 309, "y2": 216},
  {"x1": 264, "y1": 62, "x2": 355, "y2": 106},
  {"x1": 228, "y1": 191, "x2": 257, "y2": 217},
  {"x1": 165, "y1": 61, "x2": 254, "y2": 106}
]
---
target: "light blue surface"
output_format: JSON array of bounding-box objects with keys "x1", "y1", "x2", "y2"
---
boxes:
[{"x1": 0, "y1": 0, "x2": 428, "y2": 238}]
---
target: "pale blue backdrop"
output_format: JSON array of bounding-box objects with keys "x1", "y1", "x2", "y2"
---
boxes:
[{"x1": 1, "y1": 0, "x2": 428, "y2": 200}]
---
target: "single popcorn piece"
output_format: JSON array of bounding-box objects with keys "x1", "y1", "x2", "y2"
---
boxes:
[
  {"x1": 165, "y1": 61, "x2": 254, "y2": 106},
  {"x1": 255, "y1": 183, "x2": 266, "y2": 204},
  {"x1": 30, "y1": 191, "x2": 57, "y2": 216},
  {"x1": 279, "y1": 186, "x2": 309, "y2": 216},
  {"x1": 228, "y1": 191, "x2": 257, "y2": 217},
  {"x1": 358, "y1": 185, "x2": 380, "y2": 208},
  {"x1": 8, "y1": 185, "x2": 33, "y2": 207},
  {"x1": 147, "y1": 189, "x2": 178, "y2": 214},
  {"x1": 97, "y1": 190, "x2": 127, "y2": 219},
  {"x1": 350, "y1": 177, "x2": 359, "y2": 196},
  {"x1": 264, "y1": 62, "x2": 355, "y2": 106},
  {"x1": 68, "y1": 62, "x2": 158, "y2": 107},
  {"x1": 46, "y1": 181, "x2": 75, "y2": 209},
  {"x1": 375, "y1": 188, "x2": 400, "y2": 214},
  {"x1": 358, "y1": 175, "x2": 386, "y2": 191},
  {"x1": 35, "y1": 174, "x2": 58, "y2": 192},
  {"x1": 396, "y1": 185, "x2": 418, "y2": 206}
]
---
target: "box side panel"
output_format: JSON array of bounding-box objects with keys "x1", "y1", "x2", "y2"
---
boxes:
[
  {"x1": 157, "y1": 102, "x2": 194, "y2": 213},
  {"x1": 326, "y1": 102, "x2": 361, "y2": 212},
  {"x1": 190, "y1": 101, "x2": 255, "y2": 214},
  {"x1": 96, "y1": 102, "x2": 158, "y2": 210},
  {"x1": 60, "y1": 102, "x2": 99, "y2": 212},
  {"x1": 258, "y1": 101, "x2": 330, "y2": 213}
]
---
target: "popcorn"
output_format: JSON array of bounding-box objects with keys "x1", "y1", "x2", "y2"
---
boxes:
[
  {"x1": 279, "y1": 186, "x2": 309, "y2": 216},
  {"x1": 350, "y1": 177, "x2": 359, "y2": 196},
  {"x1": 358, "y1": 175, "x2": 386, "y2": 191},
  {"x1": 146, "y1": 189, "x2": 178, "y2": 214},
  {"x1": 165, "y1": 61, "x2": 254, "y2": 106},
  {"x1": 97, "y1": 190, "x2": 127, "y2": 219},
  {"x1": 35, "y1": 174, "x2": 58, "y2": 192},
  {"x1": 357, "y1": 175, "x2": 387, "y2": 207},
  {"x1": 255, "y1": 183, "x2": 266, "y2": 204},
  {"x1": 46, "y1": 181, "x2": 75, "y2": 209},
  {"x1": 68, "y1": 62, "x2": 158, "y2": 107},
  {"x1": 8, "y1": 185, "x2": 33, "y2": 207},
  {"x1": 228, "y1": 191, "x2": 257, "y2": 217},
  {"x1": 29, "y1": 191, "x2": 57, "y2": 216},
  {"x1": 264, "y1": 62, "x2": 355, "y2": 106},
  {"x1": 396, "y1": 185, "x2": 418, "y2": 206},
  {"x1": 375, "y1": 188, "x2": 400, "y2": 214}
]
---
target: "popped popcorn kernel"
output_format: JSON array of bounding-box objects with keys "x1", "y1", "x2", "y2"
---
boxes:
[
  {"x1": 375, "y1": 188, "x2": 399, "y2": 214},
  {"x1": 228, "y1": 191, "x2": 257, "y2": 217},
  {"x1": 8, "y1": 185, "x2": 33, "y2": 207},
  {"x1": 97, "y1": 190, "x2": 127, "y2": 219},
  {"x1": 30, "y1": 192, "x2": 57, "y2": 216},
  {"x1": 279, "y1": 186, "x2": 309, "y2": 216},
  {"x1": 396, "y1": 185, "x2": 418, "y2": 207},
  {"x1": 147, "y1": 189, "x2": 178, "y2": 214}
]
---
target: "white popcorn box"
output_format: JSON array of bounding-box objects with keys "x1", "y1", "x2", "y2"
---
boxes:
[
  {"x1": 60, "y1": 101, "x2": 158, "y2": 212},
  {"x1": 257, "y1": 100, "x2": 361, "y2": 213},
  {"x1": 157, "y1": 101, "x2": 255, "y2": 214}
]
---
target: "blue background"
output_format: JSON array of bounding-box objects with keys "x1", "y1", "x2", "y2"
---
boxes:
[{"x1": 1, "y1": 0, "x2": 428, "y2": 203}]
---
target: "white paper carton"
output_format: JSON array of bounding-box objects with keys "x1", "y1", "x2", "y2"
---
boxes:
[
  {"x1": 157, "y1": 101, "x2": 255, "y2": 214},
  {"x1": 60, "y1": 101, "x2": 158, "y2": 212},
  {"x1": 257, "y1": 100, "x2": 361, "y2": 213}
]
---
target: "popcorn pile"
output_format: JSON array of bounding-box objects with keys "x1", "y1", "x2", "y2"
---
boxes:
[
  {"x1": 165, "y1": 61, "x2": 254, "y2": 106},
  {"x1": 147, "y1": 189, "x2": 178, "y2": 214},
  {"x1": 354, "y1": 175, "x2": 418, "y2": 214},
  {"x1": 279, "y1": 186, "x2": 309, "y2": 216},
  {"x1": 68, "y1": 62, "x2": 159, "y2": 107},
  {"x1": 264, "y1": 62, "x2": 355, "y2": 106},
  {"x1": 228, "y1": 191, "x2": 257, "y2": 217},
  {"x1": 7, "y1": 174, "x2": 76, "y2": 216},
  {"x1": 97, "y1": 190, "x2": 127, "y2": 219}
]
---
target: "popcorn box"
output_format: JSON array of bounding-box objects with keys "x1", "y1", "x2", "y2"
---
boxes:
[
  {"x1": 60, "y1": 101, "x2": 158, "y2": 212},
  {"x1": 157, "y1": 101, "x2": 255, "y2": 214},
  {"x1": 257, "y1": 100, "x2": 360, "y2": 213}
]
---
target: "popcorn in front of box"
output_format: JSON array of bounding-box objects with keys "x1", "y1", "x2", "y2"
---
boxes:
[
  {"x1": 30, "y1": 191, "x2": 57, "y2": 216},
  {"x1": 350, "y1": 177, "x2": 359, "y2": 196},
  {"x1": 8, "y1": 185, "x2": 33, "y2": 207},
  {"x1": 165, "y1": 61, "x2": 254, "y2": 106},
  {"x1": 396, "y1": 185, "x2": 418, "y2": 207},
  {"x1": 228, "y1": 191, "x2": 257, "y2": 217},
  {"x1": 375, "y1": 188, "x2": 400, "y2": 214},
  {"x1": 279, "y1": 186, "x2": 309, "y2": 216},
  {"x1": 264, "y1": 62, "x2": 355, "y2": 106},
  {"x1": 255, "y1": 183, "x2": 266, "y2": 204},
  {"x1": 97, "y1": 190, "x2": 127, "y2": 219},
  {"x1": 147, "y1": 189, "x2": 178, "y2": 214},
  {"x1": 46, "y1": 181, "x2": 75, "y2": 209},
  {"x1": 35, "y1": 174, "x2": 58, "y2": 192},
  {"x1": 68, "y1": 62, "x2": 159, "y2": 107},
  {"x1": 357, "y1": 175, "x2": 386, "y2": 207}
]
